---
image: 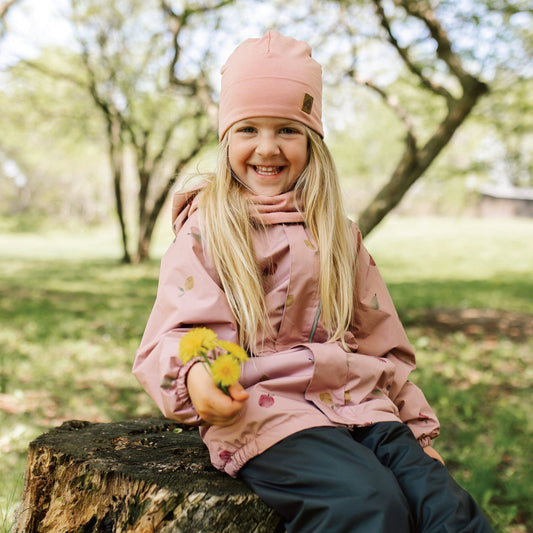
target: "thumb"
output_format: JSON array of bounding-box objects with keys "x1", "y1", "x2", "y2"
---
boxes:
[{"x1": 228, "y1": 382, "x2": 249, "y2": 402}]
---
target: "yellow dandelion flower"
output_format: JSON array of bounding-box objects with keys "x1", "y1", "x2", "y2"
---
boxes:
[
  {"x1": 210, "y1": 353, "x2": 241, "y2": 388},
  {"x1": 179, "y1": 327, "x2": 218, "y2": 364},
  {"x1": 217, "y1": 340, "x2": 249, "y2": 363}
]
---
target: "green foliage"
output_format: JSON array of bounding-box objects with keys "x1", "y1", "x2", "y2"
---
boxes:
[
  {"x1": 474, "y1": 76, "x2": 533, "y2": 188},
  {"x1": 0, "y1": 216, "x2": 532, "y2": 531},
  {"x1": 0, "y1": 47, "x2": 111, "y2": 223},
  {"x1": 2, "y1": 0, "x2": 533, "y2": 251}
]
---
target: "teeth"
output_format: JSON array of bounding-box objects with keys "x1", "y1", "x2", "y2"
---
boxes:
[{"x1": 255, "y1": 166, "x2": 281, "y2": 175}]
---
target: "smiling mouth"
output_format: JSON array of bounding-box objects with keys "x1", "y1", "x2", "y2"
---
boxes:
[{"x1": 254, "y1": 165, "x2": 282, "y2": 176}]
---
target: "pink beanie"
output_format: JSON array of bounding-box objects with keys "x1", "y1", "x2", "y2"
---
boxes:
[{"x1": 218, "y1": 31, "x2": 323, "y2": 138}]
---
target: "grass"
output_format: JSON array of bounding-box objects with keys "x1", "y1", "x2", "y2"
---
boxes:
[
  {"x1": 1, "y1": 215, "x2": 532, "y2": 532},
  {"x1": 366, "y1": 216, "x2": 533, "y2": 314}
]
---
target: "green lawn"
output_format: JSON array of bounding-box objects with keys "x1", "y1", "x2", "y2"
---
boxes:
[
  {"x1": 366, "y1": 216, "x2": 533, "y2": 314},
  {"x1": 1, "y1": 216, "x2": 532, "y2": 532}
]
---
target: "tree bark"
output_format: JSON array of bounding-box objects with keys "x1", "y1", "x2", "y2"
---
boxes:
[{"x1": 12, "y1": 418, "x2": 280, "y2": 533}]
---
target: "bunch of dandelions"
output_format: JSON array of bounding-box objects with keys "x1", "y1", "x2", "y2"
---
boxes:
[{"x1": 179, "y1": 328, "x2": 249, "y2": 394}]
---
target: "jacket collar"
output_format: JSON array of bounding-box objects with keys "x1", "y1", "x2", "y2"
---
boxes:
[{"x1": 171, "y1": 185, "x2": 305, "y2": 234}]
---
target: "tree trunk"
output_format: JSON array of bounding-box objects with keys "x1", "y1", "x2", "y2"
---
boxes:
[
  {"x1": 12, "y1": 418, "x2": 280, "y2": 533},
  {"x1": 357, "y1": 79, "x2": 489, "y2": 237},
  {"x1": 108, "y1": 123, "x2": 131, "y2": 264}
]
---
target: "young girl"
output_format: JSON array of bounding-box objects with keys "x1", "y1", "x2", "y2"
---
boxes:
[{"x1": 134, "y1": 31, "x2": 494, "y2": 533}]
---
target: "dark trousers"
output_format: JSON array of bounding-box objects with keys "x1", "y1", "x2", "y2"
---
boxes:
[{"x1": 239, "y1": 423, "x2": 494, "y2": 533}]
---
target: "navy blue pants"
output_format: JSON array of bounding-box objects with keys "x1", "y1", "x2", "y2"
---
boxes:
[{"x1": 239, "y1": 423, "x2": 494, "y2": 533}]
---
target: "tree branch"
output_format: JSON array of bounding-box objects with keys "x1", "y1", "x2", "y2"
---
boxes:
[
  {"x1": 0, "y1": 0, "x2": 18, "y2": 20},
  {"x1": 162, "y1": 0, "x2": 234, "y2": 90},
  {"x1": 356, "y1": 0, "x2": 489, "y2": 236},
  {"x1": 372, "y1": 0, "x2": 452, "y2": 100},
  {"x1": 138, "y1": 125, "x2": 215, "y2": 258},
  {"x1": 74, "y1": 29, "x2": 132, "y2": 261},
  {"x1": 349, "y1": 72, "x2": 418, "y2": 153},
  {"x1": 394, "y1": 0, "x2": 478, "y2": 90},
  {"x1": 19, "y1": 59, "x2": 86, "y2": 88},
  {"x1": 339, "y1": 7, "x2": 418, "y2": 157}
]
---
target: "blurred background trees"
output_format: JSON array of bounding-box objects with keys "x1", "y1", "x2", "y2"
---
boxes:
[{"x1": 0, "y1": 0, "x2": 531, "y2": 260}]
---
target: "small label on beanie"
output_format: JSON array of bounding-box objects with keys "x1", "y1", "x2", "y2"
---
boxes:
[{"x1": 302, "y1": 93, "x2": 314, "y2": 114}]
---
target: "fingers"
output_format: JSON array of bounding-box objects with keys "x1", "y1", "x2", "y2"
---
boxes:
[
  {"x1": 228, "y1": 382, "x2": 250, "y2": 402},
  {"x1": 187, "y1": 363, "x2": 248, "y2": 426},
  {"x1": 197, "y1": 391, "x2": 246, "y2": 426}
]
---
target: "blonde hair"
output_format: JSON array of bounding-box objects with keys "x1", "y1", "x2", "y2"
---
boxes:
[{"x1": 187, "y1": 127, "x2": 356, "y2": 352}]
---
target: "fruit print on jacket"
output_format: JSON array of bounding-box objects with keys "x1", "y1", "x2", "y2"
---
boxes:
[{"x1": 259, "y1": 394, "x2": 275, "y2": 407}]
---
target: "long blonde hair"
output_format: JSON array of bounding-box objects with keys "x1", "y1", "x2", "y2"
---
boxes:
[{"x1": 186, "y1": 127, "x2": 356, "y2": 351}]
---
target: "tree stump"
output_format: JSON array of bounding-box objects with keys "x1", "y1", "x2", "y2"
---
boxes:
[{"x1": 12, "y1": 418, "x2": 280, "y2": 533}]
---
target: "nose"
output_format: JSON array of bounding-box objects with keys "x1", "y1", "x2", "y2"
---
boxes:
[{"x1": 255, "y1": 132, "x2": 280, "y2": 157}]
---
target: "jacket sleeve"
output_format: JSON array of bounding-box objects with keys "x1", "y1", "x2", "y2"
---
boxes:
[
  {"x1": 351, "y1": 224, "x2": 440, "y2": 445},
  {"x1": 132, "y1": 215, "x2": 238, "y2": 425}
]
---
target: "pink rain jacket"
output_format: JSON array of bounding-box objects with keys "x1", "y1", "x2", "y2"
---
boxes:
[{"x1": 133, "y1": 190, "x2": 440, "y2": 477}]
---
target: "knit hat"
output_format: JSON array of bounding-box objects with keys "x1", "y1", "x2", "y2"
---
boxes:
[{"x1": 218, "y1": 31, "x2": 323, "y2": 138}]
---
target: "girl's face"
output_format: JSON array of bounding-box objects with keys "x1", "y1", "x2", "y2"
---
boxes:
[{"x1": 228, "y1": 117, "x2": 309, "y2": 197}]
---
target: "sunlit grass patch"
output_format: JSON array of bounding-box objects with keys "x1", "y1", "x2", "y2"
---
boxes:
[{"x1": 366, "y1": 216, "x2": 533, "y2": 314}]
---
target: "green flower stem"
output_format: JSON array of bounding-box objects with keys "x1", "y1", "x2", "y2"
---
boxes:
[
  {"x1": 199, "y1": 349, "x2": 212, "y2": 369},
  {"x1": 199, "y1": 347, "x2": 231, "y2": 396}
]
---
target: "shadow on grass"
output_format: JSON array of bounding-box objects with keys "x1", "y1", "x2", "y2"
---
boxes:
[{"x1": 1, "y1": 258, "x2": 159, "y2": 342}]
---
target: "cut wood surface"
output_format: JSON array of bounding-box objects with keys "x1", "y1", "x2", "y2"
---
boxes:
[{"x1": 12, "y1": 418, "x2": 280, "y2": 533}]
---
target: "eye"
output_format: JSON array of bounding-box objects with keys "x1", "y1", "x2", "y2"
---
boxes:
[
  {"x1": 237, "y1": 126, "x2": 256, "y2": 134},
  {"x1": 280, "y1": 126, "x2": 303, "y2": 135}
]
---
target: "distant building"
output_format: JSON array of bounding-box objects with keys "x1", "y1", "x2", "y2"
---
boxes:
[{"x1": 477, "y1": 185, "x2": 533, "y2": 218}]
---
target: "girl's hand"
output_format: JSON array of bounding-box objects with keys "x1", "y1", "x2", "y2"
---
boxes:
[
  {"x1": 423, "y1": 445, "x2": 445, "y2": 465},
  {"x1": 187, "y1": 362, "x2": 249, "y2": 426}
]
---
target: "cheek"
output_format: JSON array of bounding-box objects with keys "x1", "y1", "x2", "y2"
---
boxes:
[
  {"x1": 295, "y1": 144, "x2": 309, "y2": 172},
  {"x1": 227, "y1": 145, "x2": 250, "y2": 183},
  {"x1": 227, "y1": 143, "x2": 247, "y2": 169}
]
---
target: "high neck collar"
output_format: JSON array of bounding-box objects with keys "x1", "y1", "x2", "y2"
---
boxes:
[
  {"x1": 245, "y1": 190, "x2": 305, "y2": 225},
  {"x1": 171, "y1": 186, "x2": 305, "y2": 234}
]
